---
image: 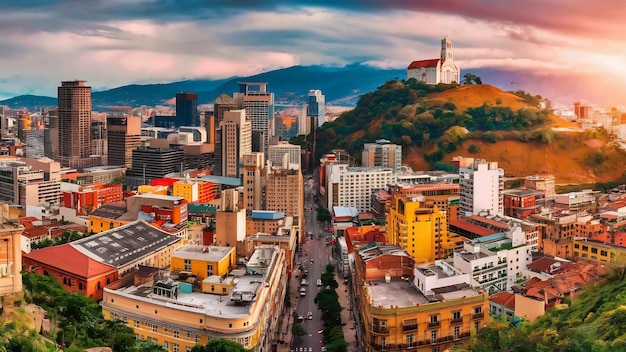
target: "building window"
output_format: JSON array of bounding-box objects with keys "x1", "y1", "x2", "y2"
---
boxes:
[
  {"x1": 431, "y1": 330, "x2": 437, "y2": 343},
  {"x1": 173, "y1": 330, "x2": 179, "y2": 338},
  {"x1": 134, "y1": 320, "x2": 139, "y2": 328},
  {"x1": 454, "y1": 326, "x2": 461, "y2": 339},
  {"x1": 207, "y1": 264, "x2": 213, "y2": 276},
  {"x1": 173, "y1": 343, "x2": 179, "y2": 352},
  {"x1": 184, "y1": 259, "x2": 191, "y2": 271},
  {"x1": 152, "y1": 324, "x2": 157, "y2": 332},
  {"x1": 381, "y1": 337, "x2": 386, "y2": 349},
  {"x1": 407, "y1": 333, "x2": 414, "y2": 347},
  {"x1": 452, "y1": 310, "x2": 461, "y2": 321},
  {"x1": 244, "y1": 336, "x2": 250, "y2": 346},
  {"x1": 429, "y1": 314, "x2": 439, "y2": 327}
]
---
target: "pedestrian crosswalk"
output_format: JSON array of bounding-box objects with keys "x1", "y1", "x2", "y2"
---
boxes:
[{"x1": 292, "y1": 348, "x2": 313, "y2": 352}]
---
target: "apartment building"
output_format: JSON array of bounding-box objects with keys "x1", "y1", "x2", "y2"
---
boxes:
[
  {"x1": 361, "y1": 139, "x2": 402, "y2": 172},
  {"x1": 101, "y1": 244, "x2": 286, "y2": 352},
  {"x1": 324, "y1": 164, "x2": 396, "y2": 212},
  {"x1": 459, "y1": 159, "x2": 503, "y2": 218},
  {"x1": 354, "y1": 245, "x2": 488, "y2": 352},
  {"x1": 0, "y1": 156, "x2": 61, "y2": 208}
]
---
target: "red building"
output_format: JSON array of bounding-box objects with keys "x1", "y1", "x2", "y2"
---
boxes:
[
  {"x1": 502, "y1": 189, "x2": 542, "y2": 219},
  {"x1": 62, "y1": 183, "x2": 123, "y2": 215}
]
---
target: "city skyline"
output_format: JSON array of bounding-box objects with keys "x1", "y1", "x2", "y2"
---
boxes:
[{"x1": 0, "y1": 1, "x2": 625, "y2": 104}]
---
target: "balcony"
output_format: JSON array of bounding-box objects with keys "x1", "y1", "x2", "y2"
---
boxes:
[
  {"x1": 417, "y1": 332, "x2": 472, "y2": 346},
  {"x1": 472, "y1": 312, "x2": 484, "y2": 320},
  {"x1": 450, "y1": 317, "x2": 463, "y2": 325},
  {"x1": 372, "y1": 325, "x2": 390, "y2": 334},
  {"x1": 402, "y1": 324, "x2": 418, "y2": 332},
  {"x1": 428, "y1": 321, "x2": 440, "y2": 328}
]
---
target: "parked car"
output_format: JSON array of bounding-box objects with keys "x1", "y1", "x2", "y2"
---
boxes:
[
  {"x1": 301, "y1": 279, "x2": 308, "y2": 286},
  {"x1": 317, "y1": 279, "x2": 322, "y2": 286},
  {"x1": 300, "y1": 287, "x2": 306, "y2": 296},
  {"x1": 307, "y1": 311, "x2": 313, "y2": 320}
]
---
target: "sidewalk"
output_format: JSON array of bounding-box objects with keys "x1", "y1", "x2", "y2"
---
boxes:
[
  {"x1": 277, "y1": 265, "x2": 303, "y2": 352},
  {"x1": 336, "y1": 274, "x2": 359, "y2": 351}
]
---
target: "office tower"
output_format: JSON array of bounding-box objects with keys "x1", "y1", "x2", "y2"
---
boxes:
[
  {"x1": 220, "y1": 110, "x2": 251, "y2": 178},
  {"x1": 267, "y1": 142, "x2": 301, "y2": 170},
  {"x1": 242, "y1": 153, "x2": 265, "y2": 211},
  {"x1": 176, "y1": 92, "x2": 199, "y2": 127},
  {"x1": 307, "y1": 89, "x2": 326, "y2": 127},
  {"x1": 90, "y1": 120, "x2": 107, "y2": 166},
  {"x1": 125, "y1": 147, "x2": 184, "y2": 189},
  {"x1": 459, "y1": 159, "x2": 504, "y2": 217},
  {"x1": 362, "y1": 139, "x2": 402, "y2": 171},
  {"x1": 107, "y1": 116, "x2": 141, "y2": 168},
  {"x1": 212, "y1": 93, "x2": 236, "y2": 131},
  {"x1": 234, "y1": 82, "x2": 274, "y2": 154},
  {"x1": 266, "y1": 166, "x2": 304, "y2": 230},
  {"x1": 57, "y1": 80, "x2": 98, "y2": 169}
]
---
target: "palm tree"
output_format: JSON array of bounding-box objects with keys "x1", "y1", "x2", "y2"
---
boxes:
[{"x1": 0, "y1": 321, "x2": 15, "y2": 352}]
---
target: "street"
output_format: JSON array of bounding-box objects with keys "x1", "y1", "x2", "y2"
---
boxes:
[{"x1": 291, "y1": 175, "x2": 330, "y2": 352}]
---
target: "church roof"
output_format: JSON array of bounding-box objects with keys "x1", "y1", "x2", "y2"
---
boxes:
[{"x1": 407, "y1": 58, "x2": 440, "y2": 69}]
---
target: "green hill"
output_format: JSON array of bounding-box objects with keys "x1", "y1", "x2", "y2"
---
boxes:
[{"x1": 315, "y1": 79, "x2": 626, "y2": 184}]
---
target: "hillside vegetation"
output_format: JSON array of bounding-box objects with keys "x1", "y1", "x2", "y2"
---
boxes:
[
  {"x1": 316, "y1": 79, "x2": 626, "y2": 184},
  {"x1": 459, "y1": 277, "x2": 626, "y2": 352}
]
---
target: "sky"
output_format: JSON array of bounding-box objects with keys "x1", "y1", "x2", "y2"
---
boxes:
[{"x1": 0, "y1": 0, "x2": 625, "y2": 104}]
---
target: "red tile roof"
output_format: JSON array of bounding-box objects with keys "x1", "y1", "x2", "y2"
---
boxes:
[
  {"x1": 449, "y1": 219, "x2": 496, "y2": 237},
  {"x1": 490, "y1": 291, "x2": 515, "y2": 310},
  {"x1": 24, "y1": 244, "x2": 117, "y2": 278},
  {"x1": 407, "y1": 59, "x2": 440, "y2": 69}
]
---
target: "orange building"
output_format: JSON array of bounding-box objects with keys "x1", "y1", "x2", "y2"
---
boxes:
[{"x1": 62, "y1": 183, "x2": 124, "y2": 215}]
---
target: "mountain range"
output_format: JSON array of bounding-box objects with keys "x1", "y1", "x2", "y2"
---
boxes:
[{"x1": 0, "y1": 64, "x2": 602, "y2": 112}]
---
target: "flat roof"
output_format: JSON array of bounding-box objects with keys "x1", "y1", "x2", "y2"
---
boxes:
[
  {"x1": 72, "y1": 220, "x2": 181, "y2": 267},
  {"x1": 173, "y1": 245, "x2": 233, "y2": 262},
  {"x1": 197, "y1": 175, "x2": 241, "y2": 186}
]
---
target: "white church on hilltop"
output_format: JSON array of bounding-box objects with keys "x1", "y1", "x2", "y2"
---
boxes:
[{"x1": 407, "y1": 36, "x2": 460, "y2": 84}]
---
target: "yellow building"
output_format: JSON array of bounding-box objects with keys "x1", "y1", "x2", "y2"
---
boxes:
[
  {"x1": 387, "y1": 197, "x2": 455, "y2": 263},
  {"x1": 88, "y1": 203, "x2": 131, "y2": 234},
  {"x1": 354, "y1": 245, "x2": 489, "y2": 352},
  {"x1": 573, "y1": 239, "x2": 626, "y2": 263},
  {"x1": 170, "y1": 245, "x2": 236, "y2": 280},
  {"x1": 101, "y1": 245, "x2": 287, "y2": 352}
]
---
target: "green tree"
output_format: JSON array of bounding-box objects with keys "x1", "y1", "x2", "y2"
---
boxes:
[
  {"x1": 292, "y1": 324, "x2": 307, "y2": 337},
  {"x1": 316, "y1": 207, "x2": 332, "y2": 223},
  {"x1": 191, "y1": 338, "x2": 249, "y2": 352}
]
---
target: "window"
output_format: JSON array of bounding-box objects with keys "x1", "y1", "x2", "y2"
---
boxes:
[
  {"x1": 164, "y1": 342, "x2": 169, "y2": 349},
  {"x1": 591, "y1": 247, "x2": 598, "y2": 254},
  {"x1": 474, "y1": 322, "x2": 480, "y2": 332},
  {"x1": 134, "y1": 320, "x2": 139, "y2": 328},
  {"x1": 173, "y1": 343, "x2": 179, "y2": 352},
  {"x1": 407, "y1": 333, "x2": 414, "y2": 347},
  {"x1": 243, "y1": 336, "x2": 250, "y2": 346},
  {"x1": 381, "y1": 337, "x2": 386, "y2": 349},
  {"x1": 184, "y1": 259, "x2": 191, "y2": 271},
  {"x1": 452, "y1": 311, "x2": 461, "y2": 321},
  {"x1": 152, "y1": 324, "x2": 157, "y2": 332},
  {"x1": 207, "y1": 264, "x2": 213, "y2": 276},
  {"x1": 601, "y1": 250, "x2": 608, "y2": 256},
  {"x1": 454, "y1": 326, "x2": 461, "y2": 339},
  {"x1": 474, "y1": 306, "x2": 483, "y2": 314},
  {"x1": 431, "y1": 330, "x2": 437, "y2": 343},
  {"x1": 174, "y1": 330, "x2": 179, "y2": 338}
]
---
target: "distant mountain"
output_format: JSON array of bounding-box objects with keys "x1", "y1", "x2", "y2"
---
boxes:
[{"x1": 0, "y1": 64, "x2": 406, "y2": 111}]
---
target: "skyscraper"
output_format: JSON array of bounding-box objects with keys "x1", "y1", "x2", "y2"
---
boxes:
[
  {"x1": 57, "y1": 80, "x2": 98, "y2": 170},
  {"x1": 176, "y1": 92, "x2": 199, "y2": 127},
  {"x1": 459, "y1": 158, "x2": 504, "y2": 217},
  {"x1": 307, "y1": 89, "x2": 326, "y2": 127},
  {"x1": 220, "y1": 110, "x2": 251, "y2": 178},
  {"x1": 107, "y1": 116, "x2": 141, "y2": 168},
  {"x1": 234, "y1": 83, "x2": 274, "y2": 154}
]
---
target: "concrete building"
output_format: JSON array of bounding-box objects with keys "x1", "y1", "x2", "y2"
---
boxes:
[
  {"x1": 101, "y1": 244, "x2": 286, "y2": 352},
  {"x1": 265, "y1": 167, "x2": 304, "y2": 231},
  {"x1": 324, "y1": 165, "x2": 396, "y2": 213},
  {"x1": 386, "y1": 196, "x2": 459, "y2": 263},
  {"x1": 307, "y1": 89, "x2": 326, "y2": 127},
  {"x1": 0, "y1": 156, "x2": 61, "y2": 209},
  {"x1": 57, "y1": 80, "x2": 101, "y2": 169},
  {"x1": 242, "y1": 153, "x2": 265, "y2": 211},
  {"x1": 107, "y1": 116, "x2": 141, "y2": 168},
  {"x1": 220, "y1": 110, "x2": 252, "y2": 178},
  {"x1": 361, "y1": 139, "x2": 402, "y2": 172},
  {"x1": 233, "y1": 83, "x2": 274, "y2": 154},
  {"x1": 524, "y1": 174, "x2": 556, "y2": 201},
  {"x1": 459, "y1": 158, "x2": 503, "y2": 217},
  {"x1": 214, "y1": 189, "x2": 246, "y2": 247},
  {"x1": 267, "y1": 142, "x2": 301, "y2": 170},
  {"x1": 354, "y1": 245, "x2": 488, "y2": 352}
]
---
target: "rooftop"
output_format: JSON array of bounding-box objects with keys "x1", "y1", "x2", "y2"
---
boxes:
[{"x1": 173, "y1": 245, "x2": 234, "y2": 262}]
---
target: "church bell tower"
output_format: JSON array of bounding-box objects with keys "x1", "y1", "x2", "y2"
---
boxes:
[{"x1": 441, "y1": 36, "x2": 453, "y2": 62}]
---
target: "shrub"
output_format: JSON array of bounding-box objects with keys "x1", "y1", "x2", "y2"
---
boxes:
[{"x1": 468, "y1": 144, "x2": 480, "y2": 153}]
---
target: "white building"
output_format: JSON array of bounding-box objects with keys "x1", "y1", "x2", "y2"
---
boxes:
[
  {"x1": 267, "y1": 142, "x2": 301, "y2": 170},
  {"x1": 459, "y1": 159, "x2": 503, "y2": 217},
  {"x1": 407, "y1": 36, "x2": 460, "y2": 85},
  {"x1": 361, "y1": 139, "x2": 402, "y2": 172},
  {"x1": 324, "y1": 165, "x2": 395, "y2": 213}
]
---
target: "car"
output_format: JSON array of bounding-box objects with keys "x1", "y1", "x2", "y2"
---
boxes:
[
  {"x1": 297, "y1": 315, "x2": 304, "y2": 322},
  {"x1": 307, "y1": 311, "x2": 313, "y2": 320},
  {"x1": 321, "y1": 347, "x2": 327, "y2": 352},
  {"x1": 310, "y1": 259, "x2": 314, "y2": 263},
  {"x1": 317, "y1": 329, "x2": 324, "y2": 334},
  {"x1": 317, "y1": 279, "x2": 322, "y2": 286}
]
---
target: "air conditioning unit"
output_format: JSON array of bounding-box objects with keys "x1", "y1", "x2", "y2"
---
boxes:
[{"x1": 0, "y1": 264, "x2": 8, "y2": 277}]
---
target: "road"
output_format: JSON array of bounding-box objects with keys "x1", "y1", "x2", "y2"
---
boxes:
[{"x1": 291, "y1": 175, "x2": 330, "y2": 352}]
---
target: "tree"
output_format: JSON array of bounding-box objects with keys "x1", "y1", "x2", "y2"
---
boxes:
[
  {"x1": 292, "y1": 324, "x2": 307, "y2": 337},
  {"x1": 463, "y1": 73, "x2": 482, "y2": 85},
  {"x1": 191, "y1": 338, "x2": 249, "y2": 352},
  {"x1": 316, "y1": 207, "x2": 332, "y2": 223}
]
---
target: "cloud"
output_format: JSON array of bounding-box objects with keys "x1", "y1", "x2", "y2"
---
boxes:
[{"x1": 0, "y1": 0, "x2": 623, "y2": 105}]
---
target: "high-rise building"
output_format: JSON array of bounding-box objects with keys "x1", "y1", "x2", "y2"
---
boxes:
[
  {"x1": 242, "y1": 153, "x2": 265, "y2": 211},
  {"x1": 125, "y1": 147, "x2": 184, "y2": 189},
  {"x1": 324, "y1": 165, "x2": 395, "y2": 213},
  {"x1": 459, "y1": 159, "x2": 504, "y2": 217},
  {"x1": 107, "y1": 116, "x2": 141, "y2": 168},
  {"x1": 220, "y1": 110, "x2": 251, "y2": 178},
  {"x1": 234, "y1": 83, "x2": 274, "y2": 154},
  {"x1": 57, "y1": 80, "x2": 98, "y2": 169},
  {"x1": 307, "y1": 89, "x2": 326, "y2": 127},
  {"x1": 361, "y1": 139, "x2": 402, "y2": 171},
  {"x1": 265, "y1": 167, "x2": 304, "y2": 230},
  {"x1": 176, "y1": 92, "x2": 199, "y2": 127},
  {"x1": 267, "y1": 142, "x2": 301, "y2": 170}
]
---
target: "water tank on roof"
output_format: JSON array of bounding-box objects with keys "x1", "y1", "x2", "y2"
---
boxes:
[{"x1": 179, "y1": 282, "x2": 193, "y2": 294}]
